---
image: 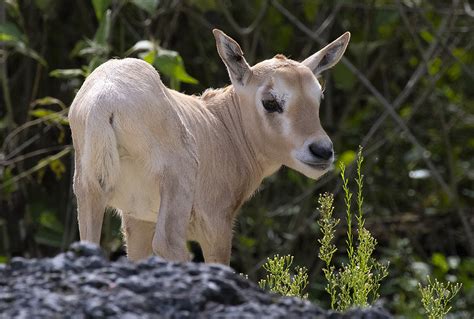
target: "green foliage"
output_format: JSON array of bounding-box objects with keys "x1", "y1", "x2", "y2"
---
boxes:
[
  {"x1": 0, "y1": 21, "x2": 46, "y2": 65},
  {"x1": 318, "y1": 147, "x2": 389, "y2": 311},
  {"x1": 49, "y1": 69, "x2": 85, "y2": 79},
  {"x1": 91, "y1": 0, "x2": 112, "y2": 21},
  {"x1": 333, "y1": 63, "x2": 356, "y2": 91},
  {"x1": 0, "y1": 21, "x2": 24, "y2": 41},
  {"x1": 317, "y1": 192, "x2": 340, "y2": 308},
  {"x1": 258, "y1": 254, "x2": 309, "y2": 299},
  {"x1": 317, "y1": 193, "x2": 339, "y2": 268},
  {"x1": 29, "y1": 109, "x2": 68, "y2": 126},
  {"x1": 418, "y1": 276, "x2": 462, "y2": 319},
  {"x1": 335, "y1": 150, "x2": 357, "y2": 173},
  {"x1": 130, "y1": 0, "x2": 160, "y2": 14},
  {"x1": 35, "y1": 210, "x2": 64, "y2": 247},
  {"x1": 380, "y1": 239, "x2": 469, "y2": 318},
  {"x1": 126, "y1": 40, "x2": 198, "y2": 90}
]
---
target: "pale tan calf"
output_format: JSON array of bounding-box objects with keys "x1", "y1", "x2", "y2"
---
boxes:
[{"x1": 69, "y1": 29, "x2": 350, "y2": 264}]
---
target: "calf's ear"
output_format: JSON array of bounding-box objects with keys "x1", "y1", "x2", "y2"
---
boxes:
[
  {"x1": 302, "y1": 32, "x2": 351, "y2": 76},
  {"x1": 213, "y1": 29, "x2": 252, "y2": 86}
]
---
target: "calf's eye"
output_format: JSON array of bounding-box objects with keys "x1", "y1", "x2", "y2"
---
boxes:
[{"x1": 262, "y1": 99, "x2": 283, "y2": 113}]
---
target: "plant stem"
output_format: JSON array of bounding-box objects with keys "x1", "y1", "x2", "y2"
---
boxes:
[
  {"x1": 0, "y1": 1, "x2": 15, "y2": 129},
  {"x1": 341, "y1": 163, "x2": 354, "y2": 264},
  {"x1": 0, "y1": 58, "x2": 15, "y2": 129},
  {"x1": 356, "y1": 146, "x2": 365, "y2": 232}
]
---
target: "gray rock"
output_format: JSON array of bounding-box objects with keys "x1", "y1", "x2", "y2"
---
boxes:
[{"x1": 0, "y1": 242, "x2": 393, "y2": 319}]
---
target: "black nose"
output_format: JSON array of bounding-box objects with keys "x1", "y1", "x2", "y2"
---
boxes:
[{"x1": 309, "y1": 141, "x2": 334, "y2": 161}]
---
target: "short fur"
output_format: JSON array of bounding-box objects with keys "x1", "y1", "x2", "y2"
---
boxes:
[{"x1": 69, "y1": 29, "x2": 350, "y2": 264}]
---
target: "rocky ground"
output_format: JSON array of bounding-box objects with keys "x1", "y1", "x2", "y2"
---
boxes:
[{"x1": 0, "y1": 242, "x2": 392, "y2": 318}]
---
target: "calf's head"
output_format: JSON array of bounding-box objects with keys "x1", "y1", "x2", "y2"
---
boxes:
[{"x1": 213, "y1": 29, "x2": 350, "y2": 179}]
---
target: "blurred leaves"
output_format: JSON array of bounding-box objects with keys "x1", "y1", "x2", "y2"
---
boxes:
[
  {"x1": 30, "y1": 108, "x2": 69, "y2": 125},
  {"x1": 49, "y1": 69, "x2": 85, "y2": 79},
  {"x1": 333, "y1": 63, "x2": 356, "y2": 91},
  {"x1": 335, "y1": 150, "x2": 357, "y2": 170},
  {"x1": 127, "y1": 40, "x2": 198, "y2": 89},
  {"x1": 154, "y1": 50, "x2": 199, "y2": 85},
  {"x1": 0, "y1": 22, "x2": 23, "y2": 41},
  {"x1": 0, "y1": 22, "x2": 46, "y2": 65},
  {"x1": 5, "y1": 0, "x2": 20, "y2": 18},
  {"x1": 131, "y1": 0, "x2": 160, "y2": 14},
  {"x1": 92, "y1": 0, "x2": 112, "y2": 21},
  {"x1": 302, "y1": 0, "x2": 319, "y2": 22},
  {"x1": 29, "y1": 96, "x2": 69, "y2": 127},
  {"x1": 34, "y1": 0, "x2": 56, "y2": 13},
  {"x1": 93, "y1": 9, "x2": 111, "y2": 45},
  {"x1": 31, "y1": 96, "x2": 66, "y2": 109},
  {"x1": 35, "y1": 210, "x2": 64, "y2": 248},
  {"x1": 39, "y1": 211, "x2": 63, "y2": 234},
  {"x1": 419, "y1": 29, "x2": 434, "y2": 43}
]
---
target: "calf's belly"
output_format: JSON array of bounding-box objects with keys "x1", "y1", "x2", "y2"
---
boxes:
[
  {"x1": 108, "y1": 159, "x2": 161, "y2": 223},
  {"x1": 107, "y1": 157, "x2": 201, "y2": 242}
]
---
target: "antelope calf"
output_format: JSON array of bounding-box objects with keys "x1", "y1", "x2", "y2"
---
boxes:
[{"x1": 69, "y1": 29, "x2": 350, "y2": 264}]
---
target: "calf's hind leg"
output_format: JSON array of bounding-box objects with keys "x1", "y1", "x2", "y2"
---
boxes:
[{"x1": 73, "y1": 156, "x2": 106, "y2": 244}]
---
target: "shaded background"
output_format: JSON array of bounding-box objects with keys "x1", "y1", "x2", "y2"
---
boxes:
[{"x1": 1, "y1": 0, "x2": 473, "y2": 317}]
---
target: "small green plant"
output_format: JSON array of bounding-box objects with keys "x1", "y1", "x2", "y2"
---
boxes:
[
  {"x1": 317, "y1": 192, "x2": 340, "y2": 306},
  {"x1": 318, "y1": 146, "x2": 389, "y2": 311},
  {"x1": 258, "y1": 254, "x2": 309, "y2": 299},
  {"x1": 418, "y1": 276, "x2": 462, "y2": 319}
]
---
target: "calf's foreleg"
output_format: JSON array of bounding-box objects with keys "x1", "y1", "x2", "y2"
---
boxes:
[
  {"x1": 122, "y1": 215, "x2": 155, "y2": 261},
  {"x1": 152, "y1": 156, "x2": 197, "y2": 262},
  {"x1": 200, "y1": 215, "x2": 234, "y2": 265}
]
